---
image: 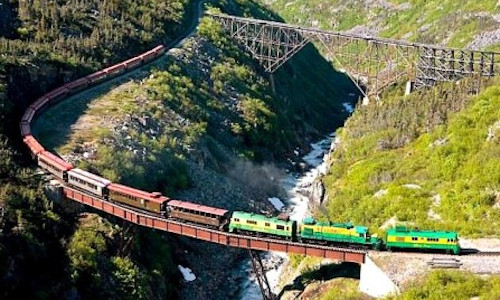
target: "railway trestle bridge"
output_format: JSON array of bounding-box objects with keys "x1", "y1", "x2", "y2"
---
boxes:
[{"x1": 209, "y1": 13, "x2": 500, "y2": 101}]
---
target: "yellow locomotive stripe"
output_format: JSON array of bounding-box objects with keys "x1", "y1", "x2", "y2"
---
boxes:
[
  {"x1": 386, "y1": 236, "x2": 457, "y2": 245},
  {"x1": 302, "y1": 224, "x2": 357, "y2": 236},
  {"x1": 232, "y1": 219, "x2": 293, "y2": 234}
]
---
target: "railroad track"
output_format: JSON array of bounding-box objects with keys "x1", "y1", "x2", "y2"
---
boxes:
[{"x1": 467, "y1": 251, "x2": 500, "y2": 257}]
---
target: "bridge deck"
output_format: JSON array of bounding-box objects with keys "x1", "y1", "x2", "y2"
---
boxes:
[{"x1": 63, "y1": 187, "x2": 366, "y2": 263}]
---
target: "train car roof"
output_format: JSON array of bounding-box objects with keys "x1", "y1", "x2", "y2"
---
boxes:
[
  {"x1": 68, "y1": 168, "x2": 111, "y2": 186},
  {"x1": 168, "y1": 200, "x2": 229, "y2": 217},
  {"x1": 39, "y1": 151, "x2": 73, "y2": 171},
  {"x1": 66, "y1": 77, "x2": 89, "y2": 87},
  {"x1": 302, "y1": 217, "x2": 368, "y2": 233},
  {"x1": 387, "y1": 227, "x2": 458, "y2": 238},
  {"x1": 231, "y1": 211, "x2": 296, "y2": 225},
  {"x1": 108, "y1": 183, "x2": 168, "y2": 204},
  {"x1": 23, "y1": 135, "x2": 45, "y2": 154}
]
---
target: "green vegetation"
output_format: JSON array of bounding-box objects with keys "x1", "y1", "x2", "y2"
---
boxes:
[
  {"x1": 0, "y1": 0, "x2": 191, "y2": 138},
  {"x1": 1, "y1": 0, "x2": 197, "y2": 298},
  {"x1": 35, "y1": 13, "x2": 356, "y2": 198},
  {"x1": 387, "y1": 271, "x2": 500, "y2": 300},
  {"x1": 318, "y1": 278, "x2": 366, "y2": 300},
  {"x1": 4, "y1": 0, "x2": 358, "y2": 297},
  {"x1": 68, "y1": 215, "x2": 178, "y2": 299},
  {"x1": 322, "y1": 78, "x2": 500, "y2": 236}
]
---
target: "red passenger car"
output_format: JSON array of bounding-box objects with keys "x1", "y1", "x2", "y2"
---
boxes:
[
  {"x1": 38, "y1": 151, "x2": 73, "y2": 180},
  {"x1": 21, "y1": 107, "x2": 36, "y2": 124},
  {"x1": 23, "y1": 135, "x2": 45, "y2": 156},
  {"x1": 104, "y1": 63, "x2": 126, "y2": 76},
  {"x1": 66, "y1": 78, "x2": 90, "y2": 93},
  {"x1": 167, "y1": 200, "x2": 230, "y2": 229},
  {"x1": 123, "y1": 57, "x2": 143, "y2": 70},
  {"x1": 30, "y1": 96, "x2": 50, "y2": 111},
  {"x1": 86, "y1": 70, "x2": 108, "y2": 84},
  {"x1": 45, "y1": 86, "x2": 69, "y2": 104}
]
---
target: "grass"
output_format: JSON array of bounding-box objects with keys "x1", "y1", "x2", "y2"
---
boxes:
[
  {"x1": 386, "y1": 270, "x2": 500, "y2": 300},
  {"x1": 321, "y1": 78, "x2": 500, "y2": 237}
]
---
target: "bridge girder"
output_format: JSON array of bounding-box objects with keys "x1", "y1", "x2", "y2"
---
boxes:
[
  {"x1": 249, "y1": 250, "x2": 275, "y2": 300},
  {"x1": 209, "y1": 13, "x2": 500, "y2": 100}
]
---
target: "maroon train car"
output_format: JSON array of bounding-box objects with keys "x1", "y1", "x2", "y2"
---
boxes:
[
  {"x1": 167, "y1": 200, "x2": 230, "y2": 229},
  {"x1": 108, "y1": 183, "x2": 169, "y2": 214},
  {"x1": 20, "y1": 122, "x2": 31, "y2": 137},
  {"x1": 66, "y1": 77, "x2": 90, "y2": 94}
]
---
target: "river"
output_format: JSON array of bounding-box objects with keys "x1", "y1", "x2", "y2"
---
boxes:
[{"x1": 236, "y1": 132, "x2": 340, "y2": 299}]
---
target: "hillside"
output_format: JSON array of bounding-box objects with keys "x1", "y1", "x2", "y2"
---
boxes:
[
  {"x1": 2, "y1": 0, "x2": 360, "y2": 299},
  {"x1": 323, "y1": 78, "x2": 500, "y2": 236},
  {"x1": 32, "y1": 6, "x2": 358, "y2": 299},
  {"x1": 259, "y1": 0, "x2": 500, "y2": 298},
  {"x1": 0, "y1": 0, "x2": 193, "y2": 298},
  {"x1": 258, "y1": 0, "x2": 500, "y2": 238}
]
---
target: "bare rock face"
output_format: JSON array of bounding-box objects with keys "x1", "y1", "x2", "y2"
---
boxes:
[{"x1": 311, "y1": 178, "x2": 325, "y2": 206}]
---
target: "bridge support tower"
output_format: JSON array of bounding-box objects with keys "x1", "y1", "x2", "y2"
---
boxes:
[{"x1": 248, "y1": 250, "x2": 275, "y2": 300}]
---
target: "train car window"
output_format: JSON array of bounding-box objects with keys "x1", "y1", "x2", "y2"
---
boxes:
[
  {"x1": 412, "y1": 237, "x2": 418, "y2": 241},
  {"x1": 265, "y1": 223, "x2": 270, "y2": 227},
  {"x1": 234, "y1": 218, "x2": 240, "y2": 222},
  {"x1": 247, "y1": 220, "x2": 257, "y2": 225},
  {"x1": 277, "y1": 225, "x2": 285, "y2": 230}
]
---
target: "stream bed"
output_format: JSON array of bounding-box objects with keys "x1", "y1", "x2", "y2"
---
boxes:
[{"x1": 236, "y1": 133, "x2": 338, "y2": 299}]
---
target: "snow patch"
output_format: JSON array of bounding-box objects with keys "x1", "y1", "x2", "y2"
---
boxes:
[
  {"x1": 342, "y1": 102, "x2": 355, "y2": 113},
  {"x1": 403, "y1": 184, "x2": 421, "y2": 189},
  {"x1": 178, "y1": 265, "x2": 196, "y2": 282},
  {"x1": 268, "y1": 197, "x2": 285, "y2": 211},
  {"x1": 374, "y1": 189, "x2": 388, "y2": 198},
  {"x1": 380, "y1": 216, "x2": 398, "y2": 230}
]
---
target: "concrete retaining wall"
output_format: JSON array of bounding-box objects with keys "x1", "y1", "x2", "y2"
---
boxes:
[{"x1": 359, "y1": 255, "x2": 399, "y2": 298}]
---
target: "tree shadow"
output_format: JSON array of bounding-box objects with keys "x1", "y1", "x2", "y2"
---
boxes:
[{"x1": 277, "y1": 262, "x2": 361, "y2": 299}]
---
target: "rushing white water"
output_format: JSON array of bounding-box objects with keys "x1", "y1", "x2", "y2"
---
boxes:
[{"x1": 237, "y1": 132, "x2": 339, "y2": 299}]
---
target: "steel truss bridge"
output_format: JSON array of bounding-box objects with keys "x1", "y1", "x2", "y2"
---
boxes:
[{"x1": 209, "y1": 13, "x2": 500, "y2": 100}]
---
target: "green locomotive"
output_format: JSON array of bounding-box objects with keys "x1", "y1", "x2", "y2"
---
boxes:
[
  {"x1": 228, "y1": 211, "x2": 297, "y2": 239},
  {"x1": 299, "y1": 217, "x2": 383, "y2": 250},
  {"x1": 227, "y1": 212, "x2": 460, "y2": 254},
  {"x1": 386, "y1": 226, "x2": 460, "y2": 254}
]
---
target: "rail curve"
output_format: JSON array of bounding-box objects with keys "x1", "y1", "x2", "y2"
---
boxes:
[{"x1": 18, "y1": 2, "x2": 366, "y2": 264}]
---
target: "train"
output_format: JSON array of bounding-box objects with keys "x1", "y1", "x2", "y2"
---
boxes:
[
  {"x1": 19, "y1": 44, "x2": 461, "y2": 256},
  {"x1": 229, "y1": 212, "x2": 460, "y2": 254}
]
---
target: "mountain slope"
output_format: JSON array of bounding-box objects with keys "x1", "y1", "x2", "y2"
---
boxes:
[
  {"x1": 323, "y1": 78, "x2": 500, "y2": 236},
  {"x1": 261, "y1": 0, "x2": 500, "y2": 50}
]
